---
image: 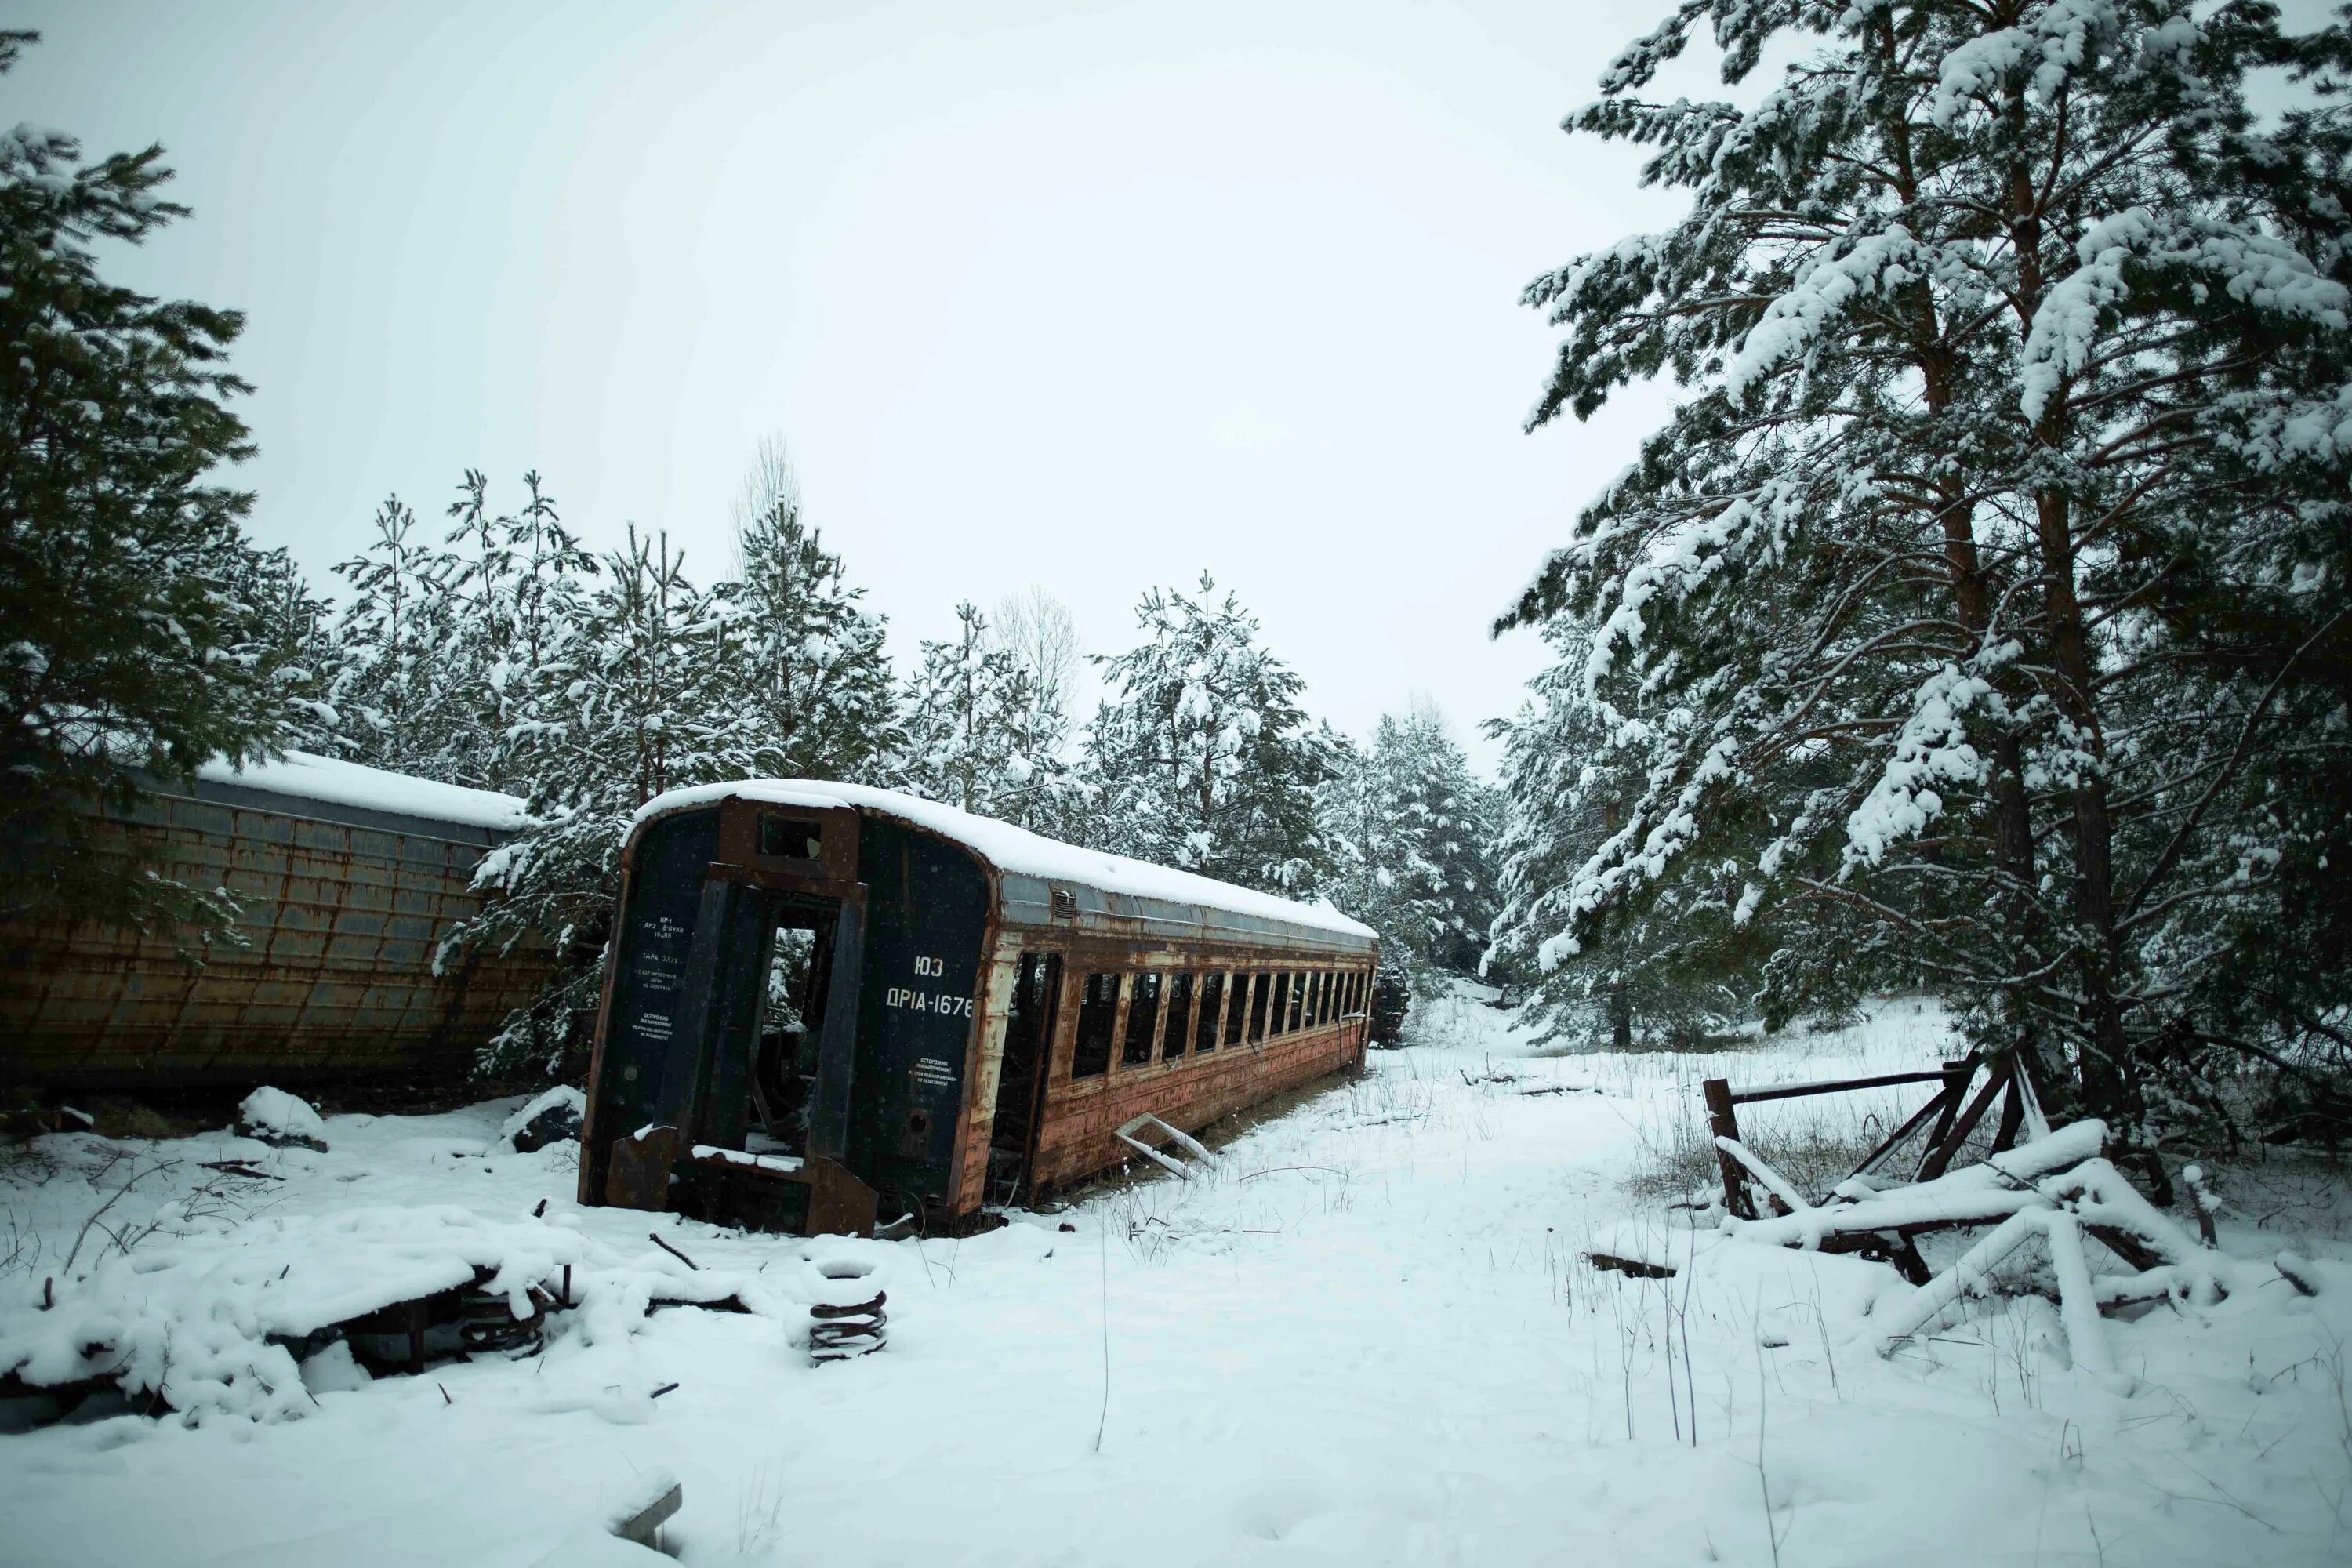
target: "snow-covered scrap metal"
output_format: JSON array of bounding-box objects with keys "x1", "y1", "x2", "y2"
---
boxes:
[{"x1": 0, "y1": 1202, "x2": 793, "y2": 1425}]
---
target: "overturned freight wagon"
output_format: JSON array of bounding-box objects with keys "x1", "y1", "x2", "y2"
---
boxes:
[
  {"x1": 0, "y1": 752, "x2": 557, "y2": 1091},
  {"x1": 582, "y1": 782, "x2": 1381, "y2": 1236}
]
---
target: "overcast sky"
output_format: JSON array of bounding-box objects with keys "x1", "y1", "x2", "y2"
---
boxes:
[{"x1": 14, "y1": 0, "x2": 1714, "y2": 772}]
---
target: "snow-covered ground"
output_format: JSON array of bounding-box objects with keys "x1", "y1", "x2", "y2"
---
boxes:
[{"x1": 4, "y1": 996, "x2": 2349, "y2": 1566}]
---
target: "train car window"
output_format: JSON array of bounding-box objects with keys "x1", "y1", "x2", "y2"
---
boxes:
[
  {"x1": 1283, "y1": 971, "x2": 1301, "y2": 1032},
  {"x1": 1226, "y1": 973, "x2": 1249, "y2": 1046},
  {"x1": 1269, "y1": 973, "x2": 1290, "y2": 1036},
  {"x1": 757, "y1": 815, "x2": 821, "y2": 860},
  {"x1": 1161, "y1": 972, "x2": 1192, "y2": 1061},
  {"x1": 1123, "y1": 972, "x2": 1161, "y2": 1066},
  {"x1": 1306, "y1": 971, "x2": 1324, "y2": 1026},
  {"x1": 1247, "y1": 972, "x2": 1272, "y2": 1042},
  {"x1": 1350, "y1": 971, "x2": 1365, "y2": 1013},
  {"x1": 1196, "y1": 972, "x2": 1225, "y2": 1053},
  {"x1": 1072, "y1": 972, "x2": 1120, "y2": 1079},
  {"x1": 1321, "y1": 971, "x2": 1335, "y2": 1022}
]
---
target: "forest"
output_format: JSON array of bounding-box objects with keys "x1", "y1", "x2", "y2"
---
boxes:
[
  {"x1": 9, "y1": 8, "x2": 2352, "y2": 1565},
  {"x1": 6, "y1": 0, "x2": 2352, "y2": 1167}
]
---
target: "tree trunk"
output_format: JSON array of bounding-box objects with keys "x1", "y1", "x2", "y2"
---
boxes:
[{"x1": 2031, "y1": 488, "x2": 2139, "y2": 1146}]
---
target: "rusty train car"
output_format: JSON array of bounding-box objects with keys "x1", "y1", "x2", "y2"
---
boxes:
[
  {"x1": 0, "y1": 753, "x2": 556, "y2": 1091},
  {"x1": 579, "y1": 781, "x2": 1379, "y2": 1235}
]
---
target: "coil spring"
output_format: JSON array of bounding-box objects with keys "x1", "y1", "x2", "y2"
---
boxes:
[{"x1": 808, "y1": 1290, "x2": 887, "y2": 1364}]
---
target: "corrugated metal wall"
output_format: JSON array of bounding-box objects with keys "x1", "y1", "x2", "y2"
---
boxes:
[{"x1": 0, "y1": 778, "x2": 558, "y2": 1090}]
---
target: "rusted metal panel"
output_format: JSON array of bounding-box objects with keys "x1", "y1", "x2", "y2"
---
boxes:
[
  {"x1": 0, "y1": 778, "x2": 557, "y2": 1090},
  {"x1": 1002, "y1": 934, "x2": 1372, "y2": 1198},
  {"x1": 948, "y1": 932, "x2": 1025, "y2": 1219}
]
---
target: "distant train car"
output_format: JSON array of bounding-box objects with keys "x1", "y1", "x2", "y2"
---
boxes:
[
  {"x1": 0, "y1": 752, "x2": 557, "y2": 1091},
  {"x1": 579, "y1": 781, "x2": 1380, "y2": 1235}
]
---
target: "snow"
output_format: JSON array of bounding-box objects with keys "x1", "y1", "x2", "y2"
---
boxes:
[
  {"x1": 198, "y1": 749, "x2": 532, "y2": 833},
  {"x1": 501, "y1": 1086, "x2": 587, "y2": 1149},
  {"x1": 1842, "y1": 662, "x2": 1993, "y2": 869},
  {"x1": 689, "y1": 1145, "x2": 803, "y2": 1175},
  {"x1": 234, "y1": 1087, "x2": 327, "y2": 1149},
  {"x1": 3, "y1": 1000, "x2": 2349, "y2": 1564},
  {"x1": 637, "y1": 779, "x2": 1377, "y2": 942}
]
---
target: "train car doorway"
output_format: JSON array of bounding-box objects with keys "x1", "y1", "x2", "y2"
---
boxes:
[{"x1": 987, "y1": 952, "x2": 1061, "y2": 1204}]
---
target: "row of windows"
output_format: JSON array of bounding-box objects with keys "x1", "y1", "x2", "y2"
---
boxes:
[{"x1": 1069, "y1": 966, "x2": 1370, "y2": 1080}]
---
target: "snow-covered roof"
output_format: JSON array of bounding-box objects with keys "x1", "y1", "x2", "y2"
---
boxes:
[
  {"x1": 636, "y1": 779, "x2": 1377, "y2": 946},
  {"x1": 195, "y1": 751, "x2": 532, "y2": 833}
]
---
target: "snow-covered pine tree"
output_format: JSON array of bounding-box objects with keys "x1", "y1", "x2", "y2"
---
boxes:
[
  {"x1": 448, "y1": 526, "x2": 750, "y2": 1075},
  {"x1": 1319, "y1": 705, "x2": 1502, "y2": 992},
  {"x1": 900, "y1": 601, "x2": 1049, "y2": 820},
  {"x1": 1487, "y1": 626, "x2": 1771, "y2": 1048},
  {"x1": 1388, "y1": 702, "x2": 1504, "y2": 977},
  {"x1": 733, "y1": 494, "x2": 899, "y2": 783},
  {"x1": 436, "y1": 470, "x2": 599, "y2": 793},
  {"x1": 332, "y1": 496, "x2": 459, "y2": 777},
  {"x1": 1083, "y1": 575, "x2": 1330, "y2": 892},
  {"x1": 332, "y1": 474, "x2": 599, "y2": 793},
  {"x1": 1501, "y1": 0, "x2": 2352, "y2": 1147},
  {"x1": 0, "y1": 31, "x2": 291, "y2": 935},
  {"x1": 220, "y1": 544, "x2": 347, "y2": 757}
]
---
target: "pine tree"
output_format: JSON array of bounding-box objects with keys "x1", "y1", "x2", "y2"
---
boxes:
[
  {"x1": 332, "y1": 474, "x2": 598, "y2": 792},
  {"x1": 1488, "y1": 628, "x2": 1767, "y2": 1047},
  {"x1": 220, "y1": 544, "x2": 346, "y2": 757},
  {"x1": 448, "y1": 526, "x2": 750, "y2": 1076},
  {"x1": 1501, "y1": 0, "x2": 2352, "y2": 1145},
  {"x1": 733, "y1": 495, "x2": 899, "y2": 782},
  {"x1": 1083, "y1": 575, "x2": 1330, "y2": 892},
  {"x1": 900, "y1": 601, "x2": 1052, "y2": 821},
  {"x1": 0, "y1": 31, "x2": 289, "y2": 934},
  {"x1": 332, "y1": 496, "x2": 458, "y2": 776},
  {"x1": 1320, "y1": 705, "x2": 1502, "y2": 990}
]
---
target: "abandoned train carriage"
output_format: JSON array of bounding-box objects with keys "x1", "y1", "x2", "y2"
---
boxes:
[
  {"x1": 579, "y1": 781, "x2": 1379, "y2": 1235},
  {"x1": 0, "y1": 752, "x2": 556, "y2": 1091}
]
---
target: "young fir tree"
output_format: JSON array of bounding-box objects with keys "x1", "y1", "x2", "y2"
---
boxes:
[
  {"x1": 733, "y1": 495, "x2": 899, "y2": 782},
  {"x1": 1500, "y1": 0, "x2": 2352, "y2": 1152},
  {"x1": 1320, "y1": 706, "x2": 1502, "y2": 991},
  {"x1": 0, "y1": 31, "x2": 292, "y2": 935},
  {"x1": 900, "y1": 601, "x2": 1053, "y2": 822},
  {"x1": 331, "y1": 496, "x2": 452, "y2": 777},
  {"x1": 1083, "y1": 575, "x2": 1330, "y2": 892}
]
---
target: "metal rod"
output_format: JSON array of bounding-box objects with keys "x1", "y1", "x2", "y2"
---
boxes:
[{"x1": 1728, "y1": 1068, "x2": 1956, "y2": 1105}]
